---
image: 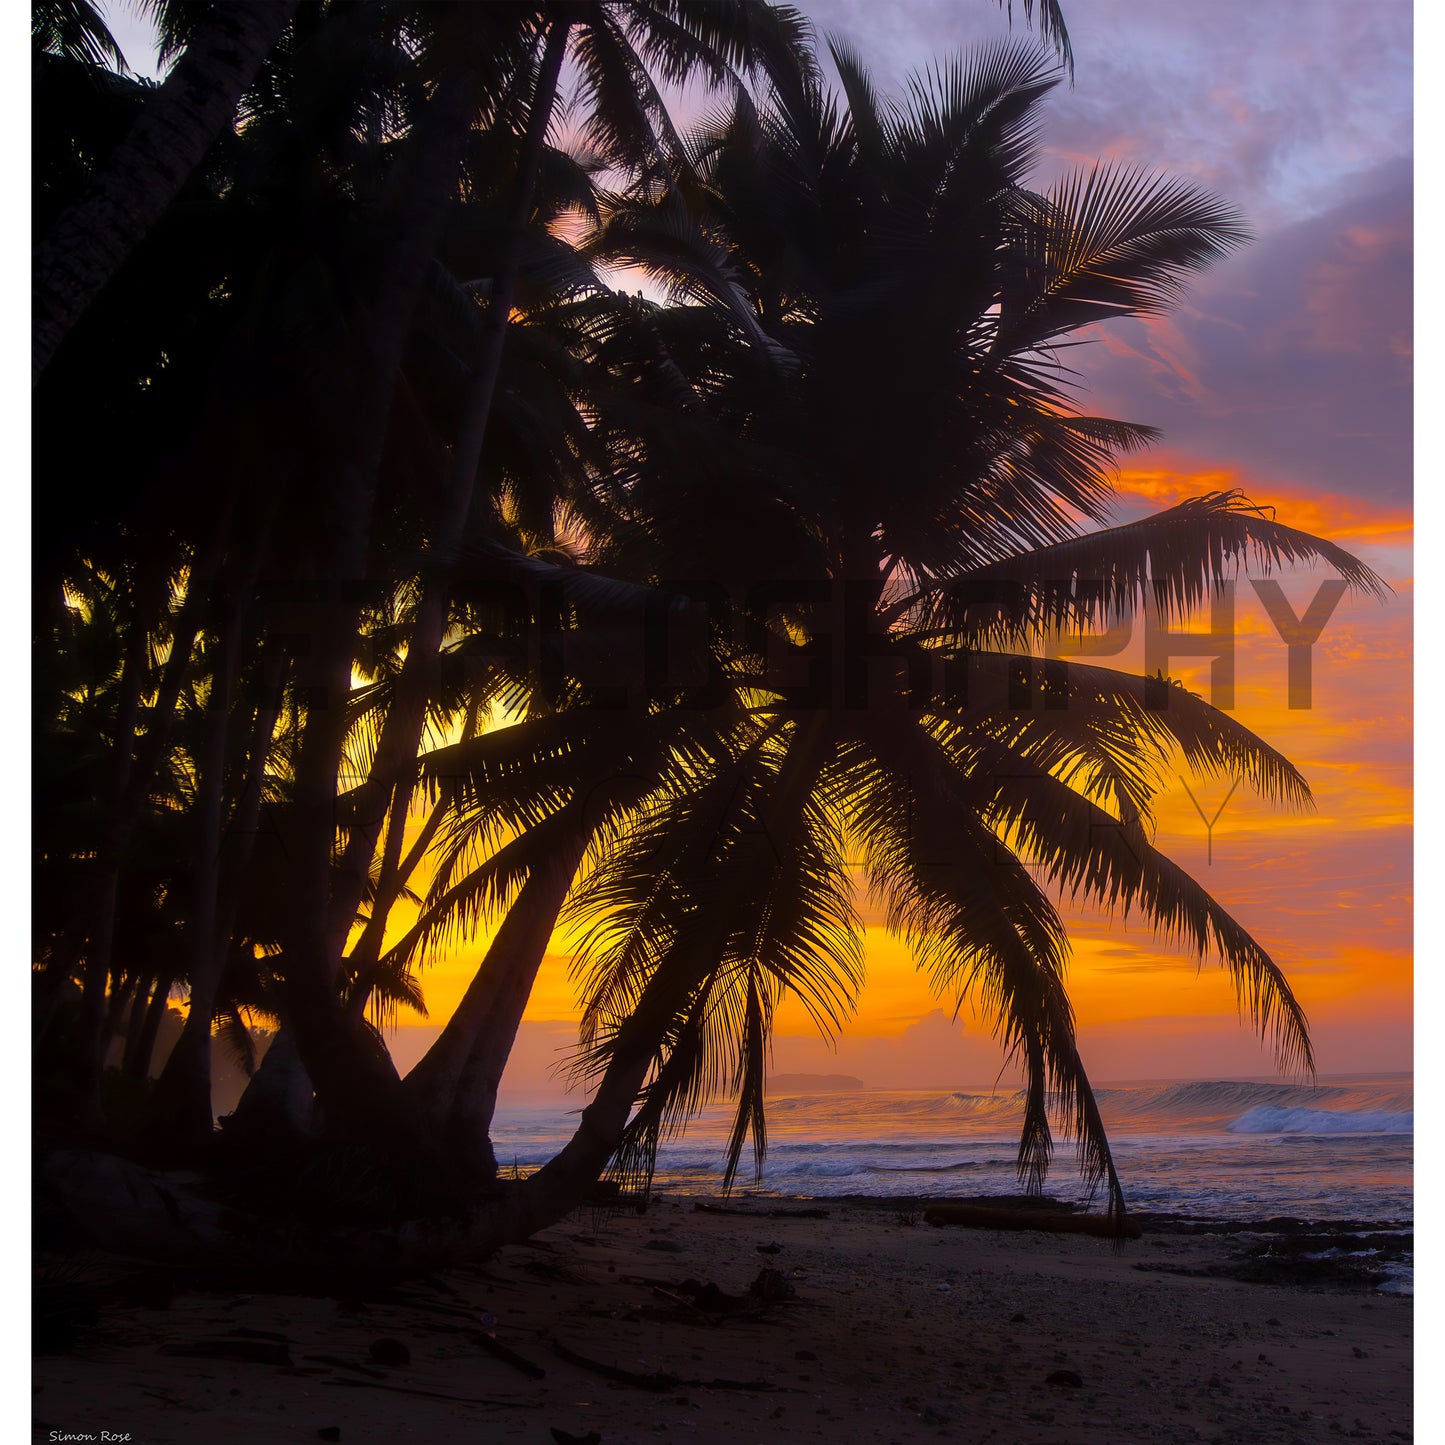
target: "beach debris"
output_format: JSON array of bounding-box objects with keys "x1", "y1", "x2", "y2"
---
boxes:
[
  {"x1": 551, "y1": 1340, "x2": 684, "y2": 1392},
  {"x1": 368, "y1": 1337, "x2": 410, "y2": 1367},
  {"x1": 692, "y1": 1203, "x2": 830, "y2": 1219},
  {"x1": 550, "y1": 1430, "x2": 601, "y2": 1445},
  {"x1": 643, "y1": 1239, "x2": 684, "y2": 1253},
  {"x1": 551, "y1": 1339, "x2": 777, "y2": 1393},
  {"x1": 1135, "y1": 1253, "x2": 1392, "y2": 1289},
  {"x1": 522, "y1": 1257, "x2": 591, "y2": 1284},
  {"x1": 923, "y1": 1204, "x2": 1142, "y2": 1239},
  {"x1": 755, "y1": 1243, "x2": 783, "y2": 1254},
  {"x1": 474, "y1": 1330, "x2": 547, "y2": 1380},
  {"x1": 316, "y1": 1429, "x2": 342, "y2": 1441},
  {"x1": 1045, "y1": 1370, "x2": 1083, "y2": 1388},
  {"x1": 303, "y1": 1354, "x2": 386, "y2": 1379},
  {"x1": 325, "y1": 1377, "x2": 537, "y2": 1407},
  {"x1": 159, "y1": 1335, "x2": 293, "y2": 1366},
  {"x1": 794, "y1": 1350, "x2": 817, "y2": 1361}
]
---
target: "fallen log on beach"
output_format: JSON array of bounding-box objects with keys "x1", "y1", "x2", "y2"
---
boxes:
[
  {"x1": 922, "y1": 1204, "x2": 1142, "y2": 1239},
  {"x1": 691, "y1": 1202, "x2": 831, "y2": 1219}
]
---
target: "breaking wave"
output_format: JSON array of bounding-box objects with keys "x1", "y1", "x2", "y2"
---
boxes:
[{"x1": 1227, "y1": 1105, "x2": 1413, "y2": 1136}]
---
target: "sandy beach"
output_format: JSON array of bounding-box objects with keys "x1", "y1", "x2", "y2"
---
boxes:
[{"x1": 33, "y1": 1197, "x2": 1411, "y2": 1444}]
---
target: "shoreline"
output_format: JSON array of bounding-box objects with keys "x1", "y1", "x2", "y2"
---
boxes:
[{"x1": 34, "y1": 1192, "x2": 1411, "y2": 1443}]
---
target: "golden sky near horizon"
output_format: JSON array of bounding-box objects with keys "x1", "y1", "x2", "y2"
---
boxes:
[
  {"x1": 391, "y1": 460, "x2": 1411, "y2": 1089},
  {"x1": 379, "y1": 0, "x2": 1414, "y2": 1090}
]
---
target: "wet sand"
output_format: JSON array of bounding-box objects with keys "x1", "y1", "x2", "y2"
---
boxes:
[{"x1": 32, "y1": 1196, "x2": 1411, "y2": 1444}]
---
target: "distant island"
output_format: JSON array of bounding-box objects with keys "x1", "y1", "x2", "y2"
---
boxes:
[{"x1": 766, "y1": 1073, "x2": 865, "y2": 1093}]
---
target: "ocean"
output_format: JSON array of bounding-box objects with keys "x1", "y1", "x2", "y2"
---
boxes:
[{"x1": 492, "y1": 1072, "x2": 1413, "y2": 1258}]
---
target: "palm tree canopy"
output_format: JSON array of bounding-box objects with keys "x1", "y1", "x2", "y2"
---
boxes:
[{"x1": 560, "y1": 38, "x2": 1385, "y2": 1222}]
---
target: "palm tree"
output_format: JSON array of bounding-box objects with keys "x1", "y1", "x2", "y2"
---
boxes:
[
  {"x1": 33, "y1": 2, "x2": 1393, "y2": 1267},
  {"x1": 542, "y1": 38, "x2": 1388, "y2": 1226},
  {"x1": 256, "y1": 0, "x2": 821, "y2": 1147},
  {"x1": 32, "y1": 0, "x2": 301, "y2": 382}
]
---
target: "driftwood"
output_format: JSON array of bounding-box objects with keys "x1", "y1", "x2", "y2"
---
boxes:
[
  {"x1": 303, "y1": 1353, "x2": 387, "y2": 1379},
  {"x1": 158, "y1": 1336, "x2": 294, "y2": 1365},
  {"x1": 549, "y1": 1339, "x2": 778, "y2": 1393},
  {"x1": 922, "y1": 1204, "x2": 1142, "y2": 1239},
  {"x1": 474, "y1": 1330, "x2": 547, "y2": 1379},
  {"x1": 326, "y1": 1377, "x2": 538, "y2": 1407},
  {"x1": 691, "y1": 1202, "x2": 831, "y2": 1219}
]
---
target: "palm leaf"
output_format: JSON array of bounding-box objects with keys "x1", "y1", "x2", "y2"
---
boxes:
[{"x1": 914, "y1": 490, "x2": 1389, "y2": 640}]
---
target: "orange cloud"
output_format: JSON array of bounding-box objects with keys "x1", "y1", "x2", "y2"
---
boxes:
[{"x1": 1112, "y1": 459, "x2": 1413, "y2": 548}]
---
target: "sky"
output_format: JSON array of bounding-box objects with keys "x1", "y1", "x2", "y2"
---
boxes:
[
  {"x1": 426, "y1": 0, "x2": 1413, "y2": 1095},
  {"x1": 77, "y1": 1, "x2": 1414, "y2": 1091}
]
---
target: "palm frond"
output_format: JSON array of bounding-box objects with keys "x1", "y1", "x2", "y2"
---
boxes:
[
  {"x1": 999, "y1": 164, "x2": 1248, "y2": 352},
  {"x1": 993, "y1": 0, "x2": 1073, "y2": 77},
  {"x1": 917, "y1": 490, "x2": 1389, "y2": 640}
]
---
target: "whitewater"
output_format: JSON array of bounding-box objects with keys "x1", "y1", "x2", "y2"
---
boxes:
[{"x1": 491, "y1": 1072, "x2": 1412, "y2": 1226}]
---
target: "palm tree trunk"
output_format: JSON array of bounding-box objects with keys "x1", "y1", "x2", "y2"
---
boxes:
[
  {"x1": 121, "y1": 973, "x2": 163, "y2": 1078},
  {"x1": 343, "y1": 786, "x2": 450, "y2": 1028},
  {"x1": 223, "y1": 1025, "x2": 318, "y2": 1141},
  {"x1": 151, "y1": 596, "x2": 247, "y2": 1145},
  {"x1": 101, "y1": 973, "x2": 139, "y2": 1066},
  {"x1": 325, "y1": 15, "x2": 576, "y2": 949},
  {"x1": 129, "y1": 970, "x2": 175, "y2": 1081},
  {"x1": 73, "y1": 611, "x2": 150, "y2": 1123},
  {"x1": 212, "y1": 648, "x2": 287, "y2": 954},
  {"x1": 404, "y1": 824, "x2": 588, "y2": 1163},
  {"x1": 481, "y1": 940, "x2": 716, "y2": 1245},
  {"x1": 32, "y1": 932, "x2": 83, "y2": 1046},
  {"x1": 33, "y1": 0, "x2": 300, "y2": 382},
  {"x1": 277, "y1": 66, "x2": 478, "y2": 1128}
]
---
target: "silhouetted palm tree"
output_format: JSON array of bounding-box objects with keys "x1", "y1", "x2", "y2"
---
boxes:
[
  {"x1": 32, "y1": 0, "x2": 301, "y2": 381},
  {"x1": 32, "y1": 1, "x2": 1393, "y2": 1263},
  {"x1": 548, "y1": 38, "x2": 1387, "y2": 1225}
]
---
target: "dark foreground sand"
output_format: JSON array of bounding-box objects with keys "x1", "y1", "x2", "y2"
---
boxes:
[{"x1": 32, "y1": 1198, "x2": 1411, "y2": 1444}]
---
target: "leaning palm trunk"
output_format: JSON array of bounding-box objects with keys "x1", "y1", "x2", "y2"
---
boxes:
[
  {"x1": 403, "y1": 824, "x2": 590, "y2": 1173},
  {"x1": 41, "y1": 923, "x2": 685, "y2": 1282},
  {"x1": 32, "y1": 0, "x2": 300, "y2": 382},
  {"x1": 122, "y1": 972, "x2": 171, "y2": 1080},
  {"x1": 274, "y1": 67, "x2": 480, "y2": 1130},
  {"x1": 223, "y1": 1026, "x2": 319, "y2": 1143},
  {"x1": 326, "y1": 16, "x2": 576, "y2": 948},
  {"x1": 343, "y1": 791, "x2": 448, "y2": 1028}
]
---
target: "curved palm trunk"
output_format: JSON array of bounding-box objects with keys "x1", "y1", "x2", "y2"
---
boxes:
[
  {"x1": 100, "y1": 974, "x2": 139, "y2": 1065},
  {"x1": 122, "y1": 972, "x2": 166, "y2": 1079},
  {"x1": 223, "y1": 1026, "x2": 319, "y2": 1140},
  {"x1": 128, "y1": 971, "x2": 175, "y2": 1081},
  {"x1": 403, "y1": 825, "x2": 589, "y2": 1171},
  {"x1": 344, "y1": 789, "x2": 448, "y2": 1027},
  {"x1": 297, "y1": 17, "x2": 574, "y2": 1133},
  {"x1": 277, "y1": 66, "x2": 478, "y2": 1128},
  {"x1": 32, "y1": 0, "x2": 300, "y2": 382}
]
